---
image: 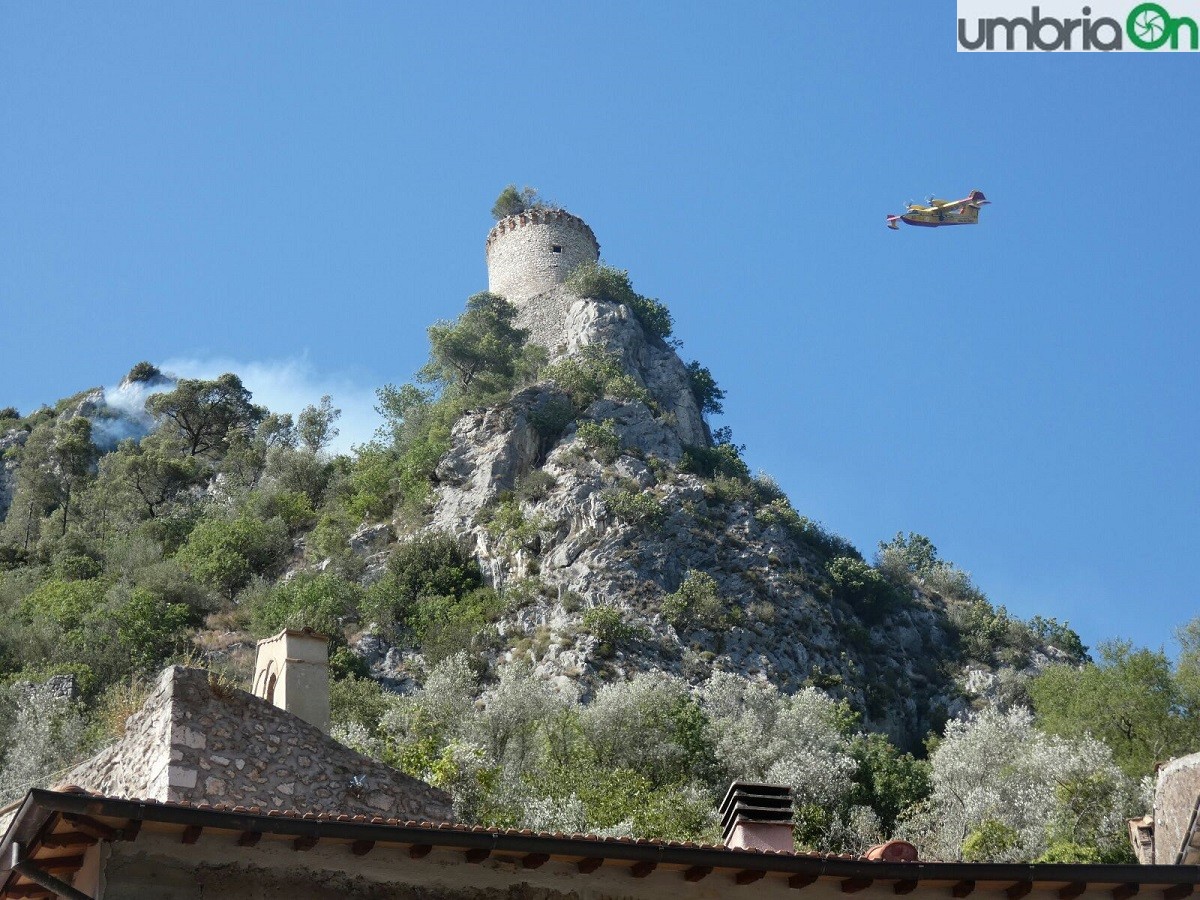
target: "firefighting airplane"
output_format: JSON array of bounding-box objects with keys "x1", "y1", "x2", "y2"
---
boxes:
[{"x1": 887, "y1": 190, "x2": 990, "y2": 230}]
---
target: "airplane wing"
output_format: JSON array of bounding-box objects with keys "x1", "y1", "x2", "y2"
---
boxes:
[{"x1": 929, "y1": 198, "x2": 952, "y2": 207}]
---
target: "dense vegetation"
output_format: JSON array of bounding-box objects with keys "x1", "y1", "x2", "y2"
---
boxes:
[{"x1": 0, "y1": 230, "x2": 1195, "y2": 860}]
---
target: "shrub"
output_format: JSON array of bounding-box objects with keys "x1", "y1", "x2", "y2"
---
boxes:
[
  {"x1": 331, "y1": 674, "x2": 394, "y2": 731},
  {"x1": 175, "y1": 514, "x2": 289, "y2": 599},
  {"x1": 1028, "y1": 615, "x2": 1088, "y2": 661},
  {"x1": 529, "y1": 394, "x2": 575, "y2": 444},
  {"x1": 662, "y1": 571, "x2": 734, "y2": 631},
  {"x1": 755, "y1": 499, "x2": 861, "y2": 561},
  {"x1": 415, "y1": 588, "x2": 504, "y2": 666},
  {"x1": 624, "y1": 295, "x2": 674, "y2": 344},
  {"x1": 575, "y1": 420, "x2": 620, "y2": 463},
  {"x1": 603, "y1": 488, "x2": 665, "y2": 527},
  {"x1": 541, "y1": 346, "x2": 651, "y2": 411},
  {"x1": 582, "y1": 607, "x2": 641, "y2": 656},
  {"x1": 515, "y1": 469, "x2": 556, "y2": 503},
  {"x1": 565, "y1": 262, "x2": 674, "y2": 342},
  {"x1": 485, "y1": 500, "x2": 552, "y2": 557},
  {"x1": 258, "y1": 489, "x2": 318, "y2": 531},
  {"x1": 685, "y1": 361, "x2": 725, "y2": 416},
  {"x1": 250, "y1": 573, "x2": 363, "y2": 638},
  {"x1": 704, "y1": 474, "x2": 757, "y2": 505},
  {"x1": 53, "y1": 551, "x2": 103, "y2": 582},
  {"x1": 124, "y1": 361, "x2": 162, "y2": 383},
  {"x1": 361, "y1": 533, "x2": 483, "y2": 637},
  {"x1": 826, "y1": 557, "x2": 899, "y2": 622},
  {"x1": 491, "y1": 184, "x2": 544, "y2": 220},
  {"x1": 19, "y1": 579, "x2": 107, "y2": 631},
  {"x1": 679, "y1": 443, "x2": 749, "y2": 481}
]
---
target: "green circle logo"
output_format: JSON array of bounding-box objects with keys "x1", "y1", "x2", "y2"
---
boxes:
[{"x1": 1128, "y1": 2, "x2": 1171, "y2": 48}]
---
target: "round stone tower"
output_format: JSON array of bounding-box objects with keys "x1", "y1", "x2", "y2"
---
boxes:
[{"x1": 485, "y1": 207, "x2": 599, "y2": 304}]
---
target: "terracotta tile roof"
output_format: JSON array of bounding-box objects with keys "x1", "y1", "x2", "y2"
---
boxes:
[
  {"x1": 53, "y1": 785, "x2": 851, "y2": 859},
  {"x1": 5, "y1": 786, "x2": 1199, "y2": 899}
]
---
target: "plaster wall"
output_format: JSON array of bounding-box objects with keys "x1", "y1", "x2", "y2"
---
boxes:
[
  {"x1": 252, "y1": 630, "x2": 330, "y2": 732},
  {"x1": 95, "y1": 832, "x2": 1144, "y2": 900}
]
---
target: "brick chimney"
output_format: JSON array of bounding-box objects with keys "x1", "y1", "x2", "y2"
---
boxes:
[
  {"x1": 252, "y1": 628, "x2": 330, "y2": 732},
  {"x1": 719, "y1": 782, "x2": 795, "y2": 852}
]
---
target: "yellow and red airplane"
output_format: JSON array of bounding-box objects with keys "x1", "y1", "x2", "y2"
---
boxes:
[{"x1": 887, "y1": 190, "x2": 990, "y2": 230}]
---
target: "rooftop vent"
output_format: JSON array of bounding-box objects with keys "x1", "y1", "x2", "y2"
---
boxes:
[{"x1": 719, "y1": 782, "x2": 795, "y2": 852}]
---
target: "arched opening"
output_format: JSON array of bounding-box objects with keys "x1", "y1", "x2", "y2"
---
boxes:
[{"x1": 265, "y1": 673, "x2": 277, "y2": 705}]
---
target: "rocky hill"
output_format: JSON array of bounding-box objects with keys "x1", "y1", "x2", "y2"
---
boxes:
[
  {"x1": 0, "y1": 230, "x2": 1084, "y2": 759},
  {"x1": 344, "y1": 269, "x2": 1081, "y2": 749}
]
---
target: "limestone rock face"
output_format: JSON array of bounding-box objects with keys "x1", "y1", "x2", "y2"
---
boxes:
[
  {"x1": 421, "y1": 288, "x2": 960, "y2": 746},
  {"x1": 0, "y1": 429, "x2": 28, "y2": 520},
  {"x1": 515, "y1": 286, "x2": 708, "y2": 448}
]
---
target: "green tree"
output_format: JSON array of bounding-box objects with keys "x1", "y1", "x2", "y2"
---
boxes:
[
  {"x1": 50, "y1": 417, "x2": 97, "y2": 537},
  {"x1": 298, "y1": 395, "x2": 341, "y2": 454},
  {"x1": 175, "y1": 514, "x2": 289, "y2": 599},
  {"x1": 146, "y1": 373, "x2": 265, "y2": 458},
  {"x1": 1030, "y1": 640, "x2": 1199, "y2": 778},
  {"x1": 1, "y1": 423, "x2": 57, "y2": 552},
  {"x1": 362, "y1": 532, "x2": 483, "y2": 637},
  {"x1": 849, "y1": 732, "x2": 930, "y2": 834},
  {"x1": 124, "y1": 361, "x2": 162, "y2": 383},
  {"x1": 491, "y1": 184, "x2": 544, "y2": 220},
  {"x1": 95, "y1": 434, "x2": 203, "y2": 520},
  {"x1": 827, "y1": 557, "x2": 899, "y2": 621},
  {"x1": 1176, "y1": 616, "x2": 1200, "y2": 716},
  {"x1": 422, "y1": 293, "x2": 531, "y2": 395},
  {"x1": 877, "y1": 531, "x2": 940, "y2": 576},
  {"x1": 685, "y1": 361, "x2": 725, "y2": 416},
  {"x1": 250, "y1": 573, "x2": 362, "y2": 638},
  {"x1": 0, "y1": 419, "x2": 97, "y2": 551},
  {"x1": 110, "y1": 587, "x2": 193, "y2": 673},
  {"x1": 540, "y1": 346, "x2": 649, "y2": 412}
]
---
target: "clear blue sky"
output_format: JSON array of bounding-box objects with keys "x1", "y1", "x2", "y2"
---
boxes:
[{"x1": 2, "y1": 3, "x2": 1196, "y2": 656}]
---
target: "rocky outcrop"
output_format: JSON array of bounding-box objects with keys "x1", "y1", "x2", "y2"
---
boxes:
[
  {"x1": 515, "y1": 286, "x2": 708, "y2": 447},
  {"x1": 0, "y1": 429, "x2": 28, "y2": 520},
  {"x1": 422, "y1": 286, "x2": 959, "y2": 746}
]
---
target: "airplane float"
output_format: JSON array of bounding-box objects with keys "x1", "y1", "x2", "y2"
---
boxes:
[{"x1": 887, "y1": 190, "x2": 990, "y2": 230}]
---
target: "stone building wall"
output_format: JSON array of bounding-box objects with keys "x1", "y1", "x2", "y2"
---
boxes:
[
  {"x1": 67, "y1": 666, "x2": 451, "y2": 822},
  {"x1": 486, "y1": 208, "x2": 599, "y2": 304},
  {"x1": 1153, "y1": 751, "x2": 1200, "y2": 863}
]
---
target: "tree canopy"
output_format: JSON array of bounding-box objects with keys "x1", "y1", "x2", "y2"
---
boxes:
[{"x1": 146, "y1": 373, "x2": 265, "y2": 458}]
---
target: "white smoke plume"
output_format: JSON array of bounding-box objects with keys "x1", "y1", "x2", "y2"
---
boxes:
[{"x1": 92, "y1": 374, "x2": 175, "y2": 448}]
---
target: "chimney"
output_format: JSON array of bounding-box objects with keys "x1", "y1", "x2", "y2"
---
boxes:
[
  {"x1": 252, "y1": 628, "x2": 330, "y2": 732},
  {"x1": 719, "y1": 782, "x2": 795, "y2": 852},
  {"x1": 865, "y1": 840, "x2": 919, "y2": 862}
]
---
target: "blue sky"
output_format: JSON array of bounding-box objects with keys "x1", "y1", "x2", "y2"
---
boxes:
[{"x1": 1, "y1": 3, "x2": 1196, "y2": 655}]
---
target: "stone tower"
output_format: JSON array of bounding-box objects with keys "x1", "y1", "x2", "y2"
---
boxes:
[{"x1": 486, "y1": 207, "x2": 599, "y2": 304}]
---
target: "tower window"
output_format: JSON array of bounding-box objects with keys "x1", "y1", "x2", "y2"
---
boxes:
[{"x1": 551, "y1": 245, "x2": 562, "y2": 253}]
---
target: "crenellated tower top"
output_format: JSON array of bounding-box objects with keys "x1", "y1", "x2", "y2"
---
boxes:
[{"x1": 485, "y1": 207, "x2": 599, "y2": 304}]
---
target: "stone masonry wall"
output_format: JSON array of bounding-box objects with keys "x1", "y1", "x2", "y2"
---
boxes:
[
  {"x1": 1154, "y1": 751, "x2": 1200, "y2": 863},
  {"x1": 486, "y1": 208, "x2": 599, "y2": 303},
  {"x1": 67, "y1": 667, "x2": 451, "y2": 822}
]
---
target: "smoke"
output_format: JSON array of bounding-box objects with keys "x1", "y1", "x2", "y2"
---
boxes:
[
  {"x1": 92, "y1": 375, "x2": 174, "y2": 449},
  {"x1": 157, "y1": 356, "x2": 384, "y2": 454}
]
